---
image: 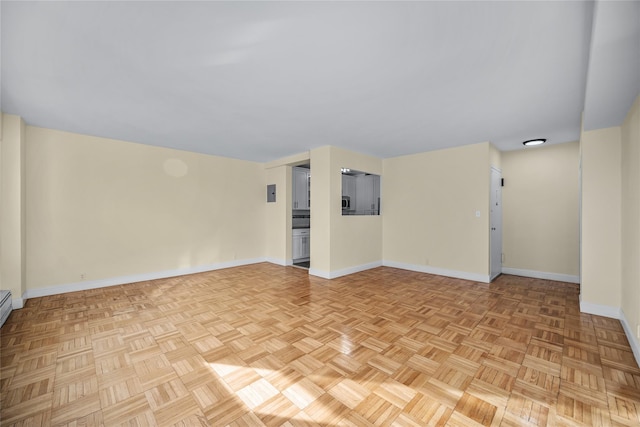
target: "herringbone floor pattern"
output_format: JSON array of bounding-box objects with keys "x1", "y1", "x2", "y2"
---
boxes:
[{"x1": 1, "y1": 264, "x2": 639, "y2": 426}]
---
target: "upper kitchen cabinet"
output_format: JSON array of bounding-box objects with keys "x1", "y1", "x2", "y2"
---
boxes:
[
  {"x1": 292, "y1": 166, "x2": 310, "y2": 210},
  {"x1": 342, "y1": 174, "x2": 356, "y2": 200},
  {"x1": 355, "y1": 174, "x2": 380, "y2": 214}
]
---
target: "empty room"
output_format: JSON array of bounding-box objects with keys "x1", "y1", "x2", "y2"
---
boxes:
[{"x1": 1, "y1": 1, "x2": 639, "y2": 426}]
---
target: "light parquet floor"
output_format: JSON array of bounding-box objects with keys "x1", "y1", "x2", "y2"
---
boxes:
[{"x1": 1, "y1": 264, "x2": 639, "y2": 426}]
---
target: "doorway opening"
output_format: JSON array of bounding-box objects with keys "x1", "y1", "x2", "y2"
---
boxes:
[
  {"x1": 292, "y1": 164, "x2": 310, "y2": 269},
  {"x1": 490, "y1": 167, "x2": 503, "y2": 280}
]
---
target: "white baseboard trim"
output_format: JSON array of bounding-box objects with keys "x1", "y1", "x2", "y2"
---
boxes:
[
  {"x1": 23, "y1": 257, "x2": 267, "y2": 300},
  {"x1": 309, "y1": 261, "x2": 382, "y2": 280},
  {"x1": 580, "y1": 301, "x2": 622, "y2": 319},
  {"x1": 619, "y1": 309, "x2": 640, "y2": 368},
  {"x1": 383, "y1": 260, "x2": 491, "y2": 283},
  {"x1": 266, "y1": 257, "x2": 291, "y2": 267},
  {"x1": 579, "y1": 302, "x2": 640, "y2": 367},
  {"x1": 501, "y1": 267, "x2": 580, "y2": 284},
  {"x1": 12, "y1": 296, "x2": 24, "y2": 310},
  {"x1": 308, "y1": 268, "x2": 330, "y2": 279}
]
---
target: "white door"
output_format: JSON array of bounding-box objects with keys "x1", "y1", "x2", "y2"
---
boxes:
[{"x1": 490, "y1": 168, "x2": 503, "y2": 280}]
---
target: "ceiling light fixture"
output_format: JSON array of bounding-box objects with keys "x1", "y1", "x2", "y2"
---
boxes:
[{"x1": 522, "y1": 138, "x2": 547, "y2": 147}]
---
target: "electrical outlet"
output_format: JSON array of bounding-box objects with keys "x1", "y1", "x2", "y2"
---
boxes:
[
  {"x1": 80, "y1": 273, "x2": 85, "y2": 280},
  {"x1": 425, "y1": 257, "x2": 429, "y2": 265},
  {"x1": 637, "y1": 324, "x2": 640, "y2": 339}
]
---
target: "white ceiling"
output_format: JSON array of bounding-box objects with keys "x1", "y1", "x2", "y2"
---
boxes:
[{"x1": 1, "y1": 1, "x2": 637, "y2": 163}]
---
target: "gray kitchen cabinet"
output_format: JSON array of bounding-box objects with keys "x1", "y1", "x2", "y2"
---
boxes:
[
  {"x1": 292, "y1": 228, "x2": 310, "y2": 260},
  {"x1": 292, "y1": 167, "x2": 310, "y2": 210},
  {"x1": 292, "y1": 233, "x2": 302, "y2": 260},
  {"x1": 355, "y1": 175, "x2": 370, "y2": 213},
  {"x1": 342, "y1": 174, "x2": 356, "y2": 199},
  {"x1": 373, "y1": 175, "x2": 380, "y2": 213},
  {"x1": 355, "y1": 174, "x2": 380, "y2": 214}
]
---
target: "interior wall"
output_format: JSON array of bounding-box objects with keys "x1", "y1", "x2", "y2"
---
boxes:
[
  {"x1": 329, "y1": 146, "x2": 383, "y2": 274},
  {"x1": 621, "y1": 94, "x2": 640, "y2": 341},
  {"x1": 383, "y1": 142, "x2": 491, "y2": 280},
  {"x1": 26, "y1": 126, "x2": 266, "y2": 291},
  {"x1": 580, "y1": 126, "x2": 622, "y2": 311},
  {"x1": 502, "y1": 142, "x2": 580, "y2": 278},
  {"x1": 309, "y1": 146, "x2": 331, "y2": 275},
  {"x1": 265, "y1": 165, "x2": 291, "y2": 265},
  {"x1": 264, "y1": 150, "x2": 310, "y2": 266},
  {"x1": 308, "y1": 146, "x2": 383, "y2": 278},
  {"x1": 0, "y1": 114, "x2": 26, "y2": 307}
]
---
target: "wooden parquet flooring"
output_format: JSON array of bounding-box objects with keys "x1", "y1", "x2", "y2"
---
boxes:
[{"x1": 1, "y1": 264, "x2": 639, "y2": 426}]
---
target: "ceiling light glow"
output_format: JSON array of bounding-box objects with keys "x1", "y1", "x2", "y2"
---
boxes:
[{"x1": 523, "y1": 138, "x2": 547, "y2": 146}]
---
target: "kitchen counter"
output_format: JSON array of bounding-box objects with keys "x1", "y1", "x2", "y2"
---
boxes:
[{"x1": 342, "y1": 210, "x2": 378, "y2": 216}]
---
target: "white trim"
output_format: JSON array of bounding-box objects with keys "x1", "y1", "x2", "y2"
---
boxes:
[
  {"x1": 308, "y1": 268, "x2": 330, "y2": 279},
  {"x1": 578, "y1": 302, "x2": 640, "y2": 367},
  {"x1": 501, "y1": 267, "x2": 580, "y2": 284},
  {"x1": 11, "y1": 297, "x2": 24, "y2": 310},
  {"x1": 383, "y1": 260, "x2": 491, "y2": 283},
  {"x1": 266, "y1": 257, "x2": 291, "y2": 267},
  {"x1": 23, "y1": 258, "x2": 266, "y2": 299},
  {"x1": 619, "y1": 309, "x2": 640, "y2": 368},
  {"x1": 309, "y1": 261, "x2": 382, "y2": 280},
  {"x1": 489, "y1": 167, "x2": 503, "y2": 282},
  {"x1": 580, "y1": 301, "x2": 622, "y2": 319}
]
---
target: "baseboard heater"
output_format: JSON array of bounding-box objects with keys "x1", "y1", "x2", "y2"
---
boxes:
[{"x1": 0, "y1": 290, "x2": 12, "y2": 327}]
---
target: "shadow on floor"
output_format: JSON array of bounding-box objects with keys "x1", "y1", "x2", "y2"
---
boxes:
[{"x1": 293, "y1": 261, "x2": 309, "y2": 269}]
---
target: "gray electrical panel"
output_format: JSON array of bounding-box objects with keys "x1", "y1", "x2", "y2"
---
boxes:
[{"x1": 267, "y1": 184, "x2": 276, "y2": 202}]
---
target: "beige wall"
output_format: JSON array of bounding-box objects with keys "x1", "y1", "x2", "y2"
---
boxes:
[
  {"x1": 383, "y1": 142, "x2": 491, "y2": 279},
  {"x1": 621, "y1": 94, "x2": 640, "y2": 339},
  {"x1": 580, "y1": 126, "x2": 622, "y2": 309},
  {"x1": 0, "y1": 114, "x2": 27, "y2": 307},
  {"x1": 309, "y1": 146, "x2": 332, "y2": 274},
  {"x1": 13, "y1": 110, "x2": 630, "y2": 316},
  {"x1": 308, "y1": 146, "x2": 383, "y2": 277},
  {"x1": 329, "y1": 147, "x2": 383, "y2": 273},
  {"x1": 265, "y1": 165, "x2": 291, "y2": 265},
  {"x1": 265, "y1": 150, "x2": 309, "y2": 266},
  {"x1": 26, "y1": 126, "x2": 266, "y2": 290},
  {"x1": 502, "y1": 142, "x2": 580, "y2": 277}
]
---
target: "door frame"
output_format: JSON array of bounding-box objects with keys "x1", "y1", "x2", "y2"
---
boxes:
[{"x1": 490, "y1": 167, "x2": 503, "y2": 281}]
